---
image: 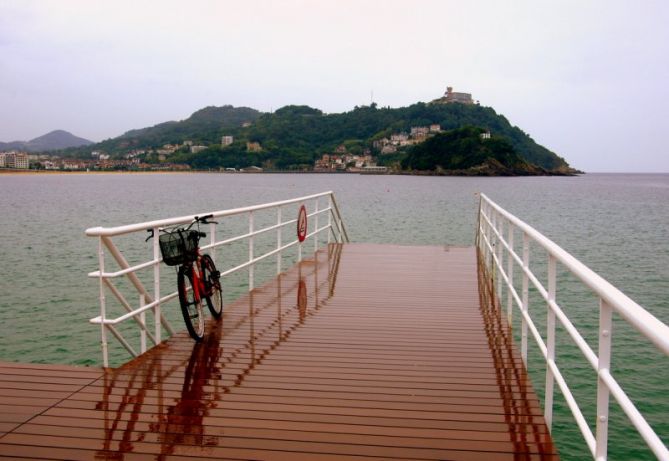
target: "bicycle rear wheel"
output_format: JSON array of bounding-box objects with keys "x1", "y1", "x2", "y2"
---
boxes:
[
  {"x1": 177, "y1": 266, "x2": 205, "y2": 341},
  {"x1": 201, "y1": 254, "x2": 223, "y2": 318}
]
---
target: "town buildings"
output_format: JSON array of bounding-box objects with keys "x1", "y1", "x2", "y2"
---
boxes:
[
  {"x1": 373, "y1": 123, "x2": 443, "y2": 155},
  {"x1": 0, "y1": 151, "x2": 29, "y2": 169},
  {"x1": 314, "y1": 144, "x2": 378, "y2": 172}
]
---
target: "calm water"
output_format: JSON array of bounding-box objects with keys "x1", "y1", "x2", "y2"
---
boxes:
[{"x1": 0, "y1": 172, "x2": 667, "y2": 460}]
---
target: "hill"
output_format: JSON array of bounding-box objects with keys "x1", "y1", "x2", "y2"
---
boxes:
[
  {"x1": 402, "y1": 127, "x2": 546, "y2": 175},
  {"x1": 0, "y1": 130, "x2": 93, "y2": 152},
  {"x1": 66, "y1": 101, "x2": 574, "y2": 173},
  {"x1": 87, "y1": 105, "x2": 262, "y2": 153}
]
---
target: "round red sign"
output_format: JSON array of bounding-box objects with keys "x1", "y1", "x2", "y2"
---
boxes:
[{"x1": 297, "y1": 205, "x2": 307, "y2": 242}]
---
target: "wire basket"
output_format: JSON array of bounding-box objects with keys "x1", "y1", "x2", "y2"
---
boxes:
[{"x1": 158, "y1": 229, "x2": 199, "y2": 266}]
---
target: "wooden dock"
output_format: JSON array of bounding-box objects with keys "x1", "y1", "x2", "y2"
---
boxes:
[{"x1": 0, "y1": 243, "x2": 557, "y2": 460}]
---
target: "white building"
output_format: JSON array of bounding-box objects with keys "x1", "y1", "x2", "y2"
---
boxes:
[
  {"x1": 3, "y1": 151, "x2": 29, "y2": 169},
  {"x1": 411, "y1": 127, "x2": 429, "y2": 136},
  {"x1": 390, "y1": 133, "x2": 409, "y2": 145},
  {"x1": 0, "y1": 153, "x2": 6, "y2": 167},
  {"x1": 222, "y1": 136, "x2": 234, "y2": 146},
  {"x1": 190, "y1": 145, "x2": 208, "y2": 154}
]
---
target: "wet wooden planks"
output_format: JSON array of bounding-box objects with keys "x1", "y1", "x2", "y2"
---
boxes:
[
  {"x1": 0, "y1": 361, "x2": 103, "y2": 439},
  {"x1": 0, "y1": 243, "x2": 558, "y2": 460}
]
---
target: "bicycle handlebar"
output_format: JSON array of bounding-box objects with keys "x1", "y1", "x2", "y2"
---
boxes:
[
  {"x1": 145, "y1": 215, "x2": 217, "y2": 242},
  {"x1": 195, "y1": 214, "x2": 217, "y2": 225}
]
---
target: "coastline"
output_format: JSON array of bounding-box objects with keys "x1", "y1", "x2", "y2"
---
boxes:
[
  {"x1": 0, "y1": 168, "x2": 582, "y2": 177},
  {"x1": 0, "y1": 169, "x2": 198, "y2": 176}
]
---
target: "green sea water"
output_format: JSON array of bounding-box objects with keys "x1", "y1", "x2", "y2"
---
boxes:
[{"x1": 0, "y1": 172, "x2": 667, "y2": 460}]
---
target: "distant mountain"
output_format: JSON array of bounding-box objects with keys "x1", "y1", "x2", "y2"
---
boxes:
[{"x1": 0, "y1": 130, "x2": 94, "y2": 153}]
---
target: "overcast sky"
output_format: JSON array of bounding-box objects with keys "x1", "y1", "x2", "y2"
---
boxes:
[{"x1": 1, "y1": 0, "x2": 668, "y2": 172}]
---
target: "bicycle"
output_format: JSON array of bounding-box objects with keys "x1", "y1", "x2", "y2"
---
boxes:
[{"x1": 148, "y1": 215, "x2": 223, "y2": 341}]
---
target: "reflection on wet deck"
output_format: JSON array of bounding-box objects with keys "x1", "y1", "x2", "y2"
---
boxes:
[{"x1": 0, "y1": 243, "x2": 557, "y2": 460}]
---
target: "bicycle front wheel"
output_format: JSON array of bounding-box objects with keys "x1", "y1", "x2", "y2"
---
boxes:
[
  {"x1": 201, "y1": 254, "x2": 223, "y2": 319},
  {"x1": 178, "y1": 266, "x2": 205, "y2": 341}
]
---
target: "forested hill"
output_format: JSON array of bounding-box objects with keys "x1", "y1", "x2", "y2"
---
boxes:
[
  {"x1": 245, "y1": 103, "x2": 568, "y2": 170},
  {"x1": 83, "y1": 105, "x2": 262, "y2": 153},
  {"x1": 402, "y1": 127, "x2": 546, "y2": 175},
  {"x1": 67, "y1": 102, "x2": 572, "y2": 171}
]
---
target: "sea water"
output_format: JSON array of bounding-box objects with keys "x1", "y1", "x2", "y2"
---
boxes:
[{"x1": 0, "y1": 172, "x2": 667, "y2": 460}]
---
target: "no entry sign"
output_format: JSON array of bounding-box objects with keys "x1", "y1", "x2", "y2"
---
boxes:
[{"x1": 297, "y1": 205, "x2": 307, "y2": 242}]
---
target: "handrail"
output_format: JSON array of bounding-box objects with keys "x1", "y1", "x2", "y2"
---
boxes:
[
  {"x1": 477, "y1": 193, "x2": 669, "y2": 461},
  {"x1": 86, "y1": 191, "x2": 337, "y2": 237},
  {"x1": 86, "y1": 191, "x2": 349, "y2": 367},
  {"x1": 480, "y1": 194, "x2": 669, "y2": 355}
]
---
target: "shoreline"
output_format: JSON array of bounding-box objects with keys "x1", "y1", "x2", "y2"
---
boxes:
[{"x1": 0, "y1": 168, "x2": 583, "y2": 177}]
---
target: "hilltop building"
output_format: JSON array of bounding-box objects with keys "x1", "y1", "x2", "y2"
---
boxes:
[
  {"x1": 222, "y1": 136, "x2": 234, "y2": 146},
  {"x1": 432, "y1": 86, "x2": 475, "y2": 105}
]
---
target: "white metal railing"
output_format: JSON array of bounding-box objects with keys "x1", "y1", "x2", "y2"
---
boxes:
[
  {"x1": 476, "y1": 193, "x2": 669, "y2": 461},
  {"x1": 86, "y1": 191, "x2": 349, "y2": 367}
]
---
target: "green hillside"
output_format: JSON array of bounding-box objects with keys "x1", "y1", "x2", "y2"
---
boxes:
[
  {"x1": 402, "y1": 127, "x2": 545, "y2": 175},
  {"x1": 66, "y1": 105, "x2": 262, "y2": 155},
  {"x1": 66, "y1": 101, "x2": 573, "y2": 172}
]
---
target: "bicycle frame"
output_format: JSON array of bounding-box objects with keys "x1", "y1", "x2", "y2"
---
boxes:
[{"x1": 184, "y1": 249, "x2": 206, "y2": 303}]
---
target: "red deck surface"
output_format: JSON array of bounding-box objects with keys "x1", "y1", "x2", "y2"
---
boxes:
[{"x1": 0, "y1": 243, "x2": 557, "y2": 460}]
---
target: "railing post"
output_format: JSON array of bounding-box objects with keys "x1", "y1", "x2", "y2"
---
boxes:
[
  {"x1": 488, "y1": 205, "x2": 495, "y2": 270},
  {"x1": 276, "y1": 207, "x2": 282, "y2": 275},
  {"x1": 139, "y1": 294, "x2": 146, "y2": 354},
  {"x1": 521, "y1": 232, "x2": 530, "y2": 366},
  {"x1": 152, "y1": 226, "x2": 161, "y2": 344},
  {"x1": 209, "y1": 221, "x2": 216, "y2": 263},
  {"x1": 314, "y1": 199, "x2": 319, "y2": 252},
  {"x1": 545, "y1": 254, "x2": 557, "y2": 431},
  {"x1": 496, "y1": 213, "x2": 504, "y2": 300},
  {"x1": 483, "y1": 202, "x2": 490, "y2": 263},
  {"x1": 482, "y1": 202, "x2": 489, "y2": 266},
  {"x1": 249, "y1": 211, "x2": 254, "y2": 291},
  {"x1": 98, "y1": 237, "x2": 109, "y2": 368},
  {"x1": 506, "y1": 223, "x2": 514, "y2": 324},
  {"x1": 596, "y1": 298, "x2": 613, "y2": 460},
  {"x1": 327, "y1": 195, "x2": 332, "y2": 244}
]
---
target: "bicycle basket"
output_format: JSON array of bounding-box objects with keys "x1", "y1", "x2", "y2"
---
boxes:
[{"x1": 158, "y1": 229, "x2": 199, "y2": 266}]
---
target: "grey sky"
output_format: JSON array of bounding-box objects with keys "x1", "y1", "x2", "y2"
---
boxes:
[{"x1": 1, "y1": 0, "x2": 668, "y2": 172}]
